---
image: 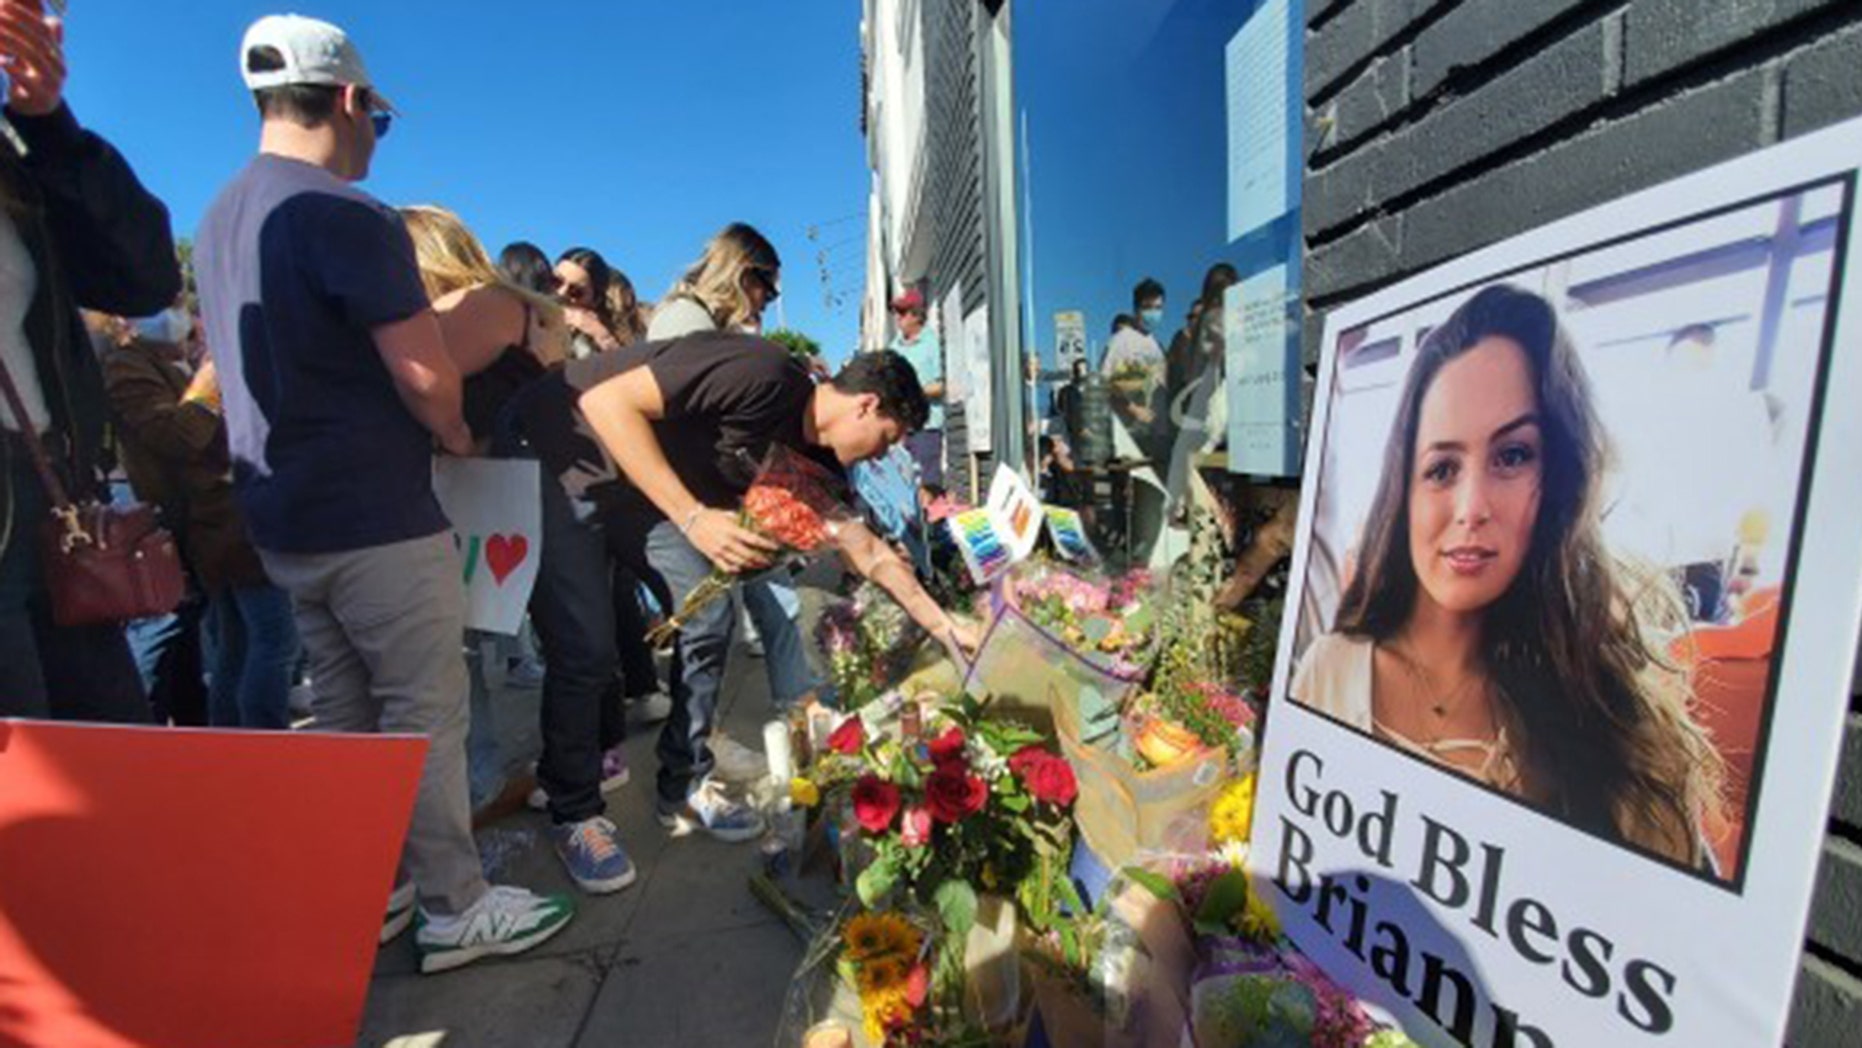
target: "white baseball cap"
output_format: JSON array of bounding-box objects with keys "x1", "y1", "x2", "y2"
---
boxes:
[{"x1": 239, "y1": 14, "x2": 395, "y2": 111}]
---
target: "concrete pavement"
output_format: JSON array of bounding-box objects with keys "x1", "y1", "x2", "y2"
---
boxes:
[{"x1": 356, "y1": 613, "x2": 816, "y2": 1048}]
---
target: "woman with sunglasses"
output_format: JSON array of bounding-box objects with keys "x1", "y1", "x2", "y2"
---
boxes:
[
  {"x1": 555, "y1": 247, "x2": 624, "y2": 357},
  {"x1": 646, "y1": 223, "x2": 823, "y2": 717}
]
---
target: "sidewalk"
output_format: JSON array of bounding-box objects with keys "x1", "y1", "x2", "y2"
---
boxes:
[{"x1": 356, "y1": 620, "x2": 812, "y2": 1047}]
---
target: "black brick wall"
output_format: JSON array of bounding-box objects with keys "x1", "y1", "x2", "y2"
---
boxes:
[
  {"x1": 1301, "y1": 2, "x2": 1862, "y2": 1042},
  {"x1": 922, "y1": 0, "x2": 991, "y2": 501}
]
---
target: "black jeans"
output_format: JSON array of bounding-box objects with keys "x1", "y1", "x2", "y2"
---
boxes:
[
  {"x1": 0, "y1": 439, "x2": 147, "y2": 722},
  {"x1": 526, "y1": 472, "x2": 622, "y2": 825}
]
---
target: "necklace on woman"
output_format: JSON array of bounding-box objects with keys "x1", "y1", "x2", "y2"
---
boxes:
[{"x1": 1390, "y1": 643, "x2": 1486, "y2": 722}]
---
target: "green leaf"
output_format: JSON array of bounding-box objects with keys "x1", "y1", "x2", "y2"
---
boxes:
[
  {"x1": 1055, "y1": 869, "x2": 1087, "y2": 917},
  {"x1": 1122, "y1": 866, "x2": 1180, "y2": 902},
  {"x1": 856, "y1": 854, "x2": 899, "y2": 908},
  {"x1": 999, "y1": 792, "x2": 1031, "y2": 814},
  {"x1": 1194, "y1": 869, "x2": 1252, "y2": 934},
  {"x1": 1058, "y1": 923, "x2": 1081, "y2": 967},
  {"x1": 934, "y1": 878, "x2": 978, "y2": 942}
]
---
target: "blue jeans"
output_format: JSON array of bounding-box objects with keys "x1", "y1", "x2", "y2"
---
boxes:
[
  {"x1": 0, "y1": 442, "x2": 147, "y2": 722},
  {"x1": 126, "y1": 596, "x2": 208, "y2": 727},
  {"x1": 609, "y1": 516, "x2": 724, "y2": 809},
  {"x1": 741, "y1": 576, "x2": 820, "y2": 708},
  {"x1": 206, "y1": 583, "x2": 299, "y2": 729}
]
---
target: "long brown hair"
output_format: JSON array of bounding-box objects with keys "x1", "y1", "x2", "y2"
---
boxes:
[{"x1": 1334, "y1": 284, "x2": 1720, "y2": 865}]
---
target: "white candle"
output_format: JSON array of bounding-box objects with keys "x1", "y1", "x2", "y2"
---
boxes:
[{"x1": 763, "y1": 719, "x2": 794, "y2": 782}]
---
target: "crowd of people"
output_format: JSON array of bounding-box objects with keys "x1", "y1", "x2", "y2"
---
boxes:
[{"x1": 0, "y1": 9, "x2": 973, "y2": 975}]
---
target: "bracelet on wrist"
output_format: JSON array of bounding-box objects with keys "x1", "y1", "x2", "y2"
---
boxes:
[{"x1": 680, "y1": 507, "x2": 705, "y2": 534}]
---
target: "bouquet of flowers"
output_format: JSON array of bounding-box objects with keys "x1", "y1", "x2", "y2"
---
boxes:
[
  {"x1": 814, "y1": 581, "x2": 926, "y2": 712},
  {"x1": 648, "y1": 444, "x2": 855, "y2": 648},
  {"x1": 1006, "y1": 562, "x2": 1158, "y2": 680},
  {"x1": 791, "y1": 694, "x2": 1082, "y2": 1043}
]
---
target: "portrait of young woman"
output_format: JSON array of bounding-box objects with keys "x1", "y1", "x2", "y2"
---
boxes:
[{"x1": 1290, "y1": 284, "x2": 1724, "y2": 869}]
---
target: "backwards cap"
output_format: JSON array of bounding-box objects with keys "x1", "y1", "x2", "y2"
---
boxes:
[{"x1": 239, "y1": 14, "x2": 394, "y2": 111}]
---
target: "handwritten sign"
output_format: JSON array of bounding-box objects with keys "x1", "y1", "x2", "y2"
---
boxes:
[{"x1": 432, "y1": 458, "x2": 543, "y2": 635}]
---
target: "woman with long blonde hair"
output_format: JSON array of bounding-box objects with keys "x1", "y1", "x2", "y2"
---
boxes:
[
  {"x1": 650, "y1": 222, "x2": 781, "y2": 338},
  {"x1": 402, "y1": 206, "x2": 639, "y2": 894},
  {"x1": 399, "y1": 205, "x2": 566, "y2": 441}
]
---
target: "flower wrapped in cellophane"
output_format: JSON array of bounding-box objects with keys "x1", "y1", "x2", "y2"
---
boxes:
[
  {"x1": 648, "y1": 444, "x2": 857, "y2": 649},
  {"x1": 814, "y1": 581, "x2": 926, "y2": 712}
]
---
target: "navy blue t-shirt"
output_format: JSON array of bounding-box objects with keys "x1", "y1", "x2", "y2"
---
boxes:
[{"x1": 195, "y1": 155, "x2": 444, "y2": 554}]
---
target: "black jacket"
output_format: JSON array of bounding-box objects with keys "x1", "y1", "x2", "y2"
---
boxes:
[{"x1": 0, "y1": 103, "x2": 180, "y2": 514}]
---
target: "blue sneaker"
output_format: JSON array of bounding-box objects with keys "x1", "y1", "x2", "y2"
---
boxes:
[
  {"x1": 657, "y1": 776, "x2": 766, "y2": 843},
  {"x1": 550, "y1": 816, "x2": 638, "y2": 894}
]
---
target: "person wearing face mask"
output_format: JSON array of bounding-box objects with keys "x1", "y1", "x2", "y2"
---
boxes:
[
  {"x1": 1101, "y1": 277, "x2": 1169, "y2": 457},
  {"x1": 104, "y1": 307, "x2": 299, "y2": 729}
]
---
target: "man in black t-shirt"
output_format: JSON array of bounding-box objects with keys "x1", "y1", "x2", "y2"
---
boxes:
[{"x1": 519, "y1": 332, "x2": 978, "y2": 840}]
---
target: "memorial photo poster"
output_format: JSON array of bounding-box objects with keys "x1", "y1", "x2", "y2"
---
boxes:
[{"x1": 1252, "y1": 118, "x2": 1862, "y2": 1046}]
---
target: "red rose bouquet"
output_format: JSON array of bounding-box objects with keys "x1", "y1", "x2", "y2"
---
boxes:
[
  {"x1": 799, "y1": 693, "x2": 1081, "y2": 930},
  {"x1": 793, "y1": 693, "x2": 1082, "y2": 1044},
  {"x1": 647, "y1": 444, "x2": 856, "y2": 648}
]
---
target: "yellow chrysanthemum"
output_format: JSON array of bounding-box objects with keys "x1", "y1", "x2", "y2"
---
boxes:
[
  {"x1": 790, "y1": 776, "x2": 821, "y2": 808},
  {"x1": 1237, "y1": 884, "x2": 1281, "y2": 943},
  {"x1": 1209, "y1": 772, "x2": 1257, "y2": 845},
  {"x1": 861, "y1": 991, "x2": 912, "y2": 1043}
]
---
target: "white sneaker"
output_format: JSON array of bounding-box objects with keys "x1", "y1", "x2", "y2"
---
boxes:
[
  {"x1": 656, "y1": 776, "x2": 765, "y2": 843},
  {"x1": 707, "y1": 732, "x2": 769, "y2": 784},
  {"x1": 381, "y1": 881, "x2": 416, "y2": 944},
  {"x1": 631, "y1": 691, "x2": 673, "y2": 724},
  {"x1": 414, "y1": 886, "x2": 575, "y2": 974}
]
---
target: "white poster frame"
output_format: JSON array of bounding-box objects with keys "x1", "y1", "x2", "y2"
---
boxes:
[{"x1": 1251, "y1": 118, "x2": 1862, "y2": 1047}]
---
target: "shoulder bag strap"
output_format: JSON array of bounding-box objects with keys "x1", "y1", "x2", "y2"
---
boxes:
[{"x1": 0, "y1": 350, "x2": 74, "y2": 511}]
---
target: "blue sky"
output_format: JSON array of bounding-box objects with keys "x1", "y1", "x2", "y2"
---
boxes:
[{"x1": 66, "y1": 1, "x2": 871, "y2": 362}]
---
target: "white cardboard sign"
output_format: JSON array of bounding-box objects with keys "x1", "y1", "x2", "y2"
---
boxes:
[
  {"x1": 1252, "y1": 119, "x2": 1862, "y2": 1047},
  {"x1": 432, "y1": 458, "x2": 543, "y2": 636}
]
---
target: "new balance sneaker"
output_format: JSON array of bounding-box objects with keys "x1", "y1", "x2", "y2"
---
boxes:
[
  {"x1": 550, "y1": 816, "x2": 638, "y2": 894},
  {"x1": 414, "y1": 886, "x2": 575, "y2": 974},
  {"x1": 381, "y1": 880, "x2": 416, "y2": 944},
  {"x1": 527, "y1": 748, "x2": 630, "y2": 813},
  {"x1": 656, "y1": 776, "x2": 766, "y2": 843}
]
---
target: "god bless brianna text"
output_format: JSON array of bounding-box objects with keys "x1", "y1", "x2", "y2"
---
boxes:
[{"x1": 1274, "y1": 749, "x2": 1679, "y2": 1046}]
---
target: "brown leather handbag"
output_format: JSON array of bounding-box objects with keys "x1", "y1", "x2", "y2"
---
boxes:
[{"x1": 0, "y1": 351, "x2": 185, "y2": 627}]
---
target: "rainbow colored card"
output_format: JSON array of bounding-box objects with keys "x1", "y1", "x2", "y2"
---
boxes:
[
  {"x1": 1044, "y1": 506, "x2": 1099, "y2": 565},
  {"x1": 949, "y1": 507, "x2": 1014, "y2": 585}
]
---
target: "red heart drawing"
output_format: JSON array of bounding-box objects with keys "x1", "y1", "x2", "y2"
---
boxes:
[{"x1": 484, "y1": 534, "x2": 529, "y2": 585}]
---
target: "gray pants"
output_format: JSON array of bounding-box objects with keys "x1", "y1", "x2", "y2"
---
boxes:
[{"x1": 261, "y1": 533, "x2": 487, "y2": 916}]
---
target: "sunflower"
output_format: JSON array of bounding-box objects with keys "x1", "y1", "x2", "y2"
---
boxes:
[
  {"x1": 856, "y1": 954, "x2": 910, "y2": 996},
  {"x1": 1208, "y1": 772, "x2": 1257, "y2": 845},
  {"x1": 842, "y1": 911, "x2": 918, "y2": 962}
]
